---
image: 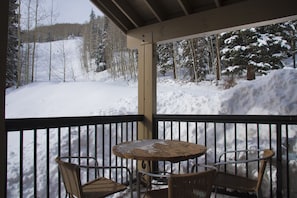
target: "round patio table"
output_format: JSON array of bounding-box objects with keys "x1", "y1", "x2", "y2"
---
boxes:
[
  {"x1": 113, "y1": 139, "x2": 207, "y2": 198},
  {"x1": 112, "y1": 139, "x2": 207, "y2": 163}
]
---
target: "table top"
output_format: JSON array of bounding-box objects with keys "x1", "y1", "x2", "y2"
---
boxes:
[{"x1": 112, "y1": 139, "x2": 207, "y2": 163}]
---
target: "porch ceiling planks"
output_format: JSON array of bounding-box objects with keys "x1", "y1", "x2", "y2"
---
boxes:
[
  {"x1": 177, "y1": 0, "x2": 192, "y2": 15},
  {"x1": 90, "y1": 0, "x2": 248, "y2": 33},
  {"x1": 91, "y1": 0, "x2": 297, "y2": 46},
  {"x1": 112, "y1": 0, "x2": 144, "y2": 27},
  {"x1": 143, "y1": 0, "x2": 167, "y2": 22}
]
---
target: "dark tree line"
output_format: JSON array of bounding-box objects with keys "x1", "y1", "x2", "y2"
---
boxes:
[
  {"x1": 157, "y1": 21, "x2": 297, "y2": 83},
  {"x1": 6, "y1": 0, "x2": 19, "y2": 88},
  {"x1": 22, "y1": 23, "x2": 86, "y2": 43},
  {"x1": 83, "y1": 11, "x2": 138, "y2": 80}
]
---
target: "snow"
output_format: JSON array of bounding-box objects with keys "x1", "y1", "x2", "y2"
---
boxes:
[
  {"x1": 5, "y1": 38, "x2": 297, "y2": 197},
  {"x1": 114, "y1": 140, "x2": 168, "y2": 154}
]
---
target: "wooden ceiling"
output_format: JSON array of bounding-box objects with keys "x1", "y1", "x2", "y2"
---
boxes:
[
  {"x1": 91, "y1": 0, "x2": 297, "y2": 45},
  {"x1": 90, "y1": 0, "x2": 247, "y2": 32}
]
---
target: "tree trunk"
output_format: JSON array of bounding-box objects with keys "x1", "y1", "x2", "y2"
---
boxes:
[
  {"x1": 209, "y1": 36, "x2": 215, "y2": 75},
  {"x1": 49, "y1": 0, "x2": 54, "y2": 81},
  {"x1": 17, "y1": 0, "x2": 22, "y2": 88},
  {"x1": 292, "y1": 30, "x2": 296, "y2": 68},
  {"x1": 172, "y1": 42, "x2": 177, "y2": 80},
  {"x1": 62, "y1": 41, "x2": 66, "y2": 82},
  {"x1": 189, "y1": 39, "x2": 198, "y2": 82},
  {"x1": 25, "y1": 0, "x2": 32, "y2": 84},
  {"x1": 31, "y1": 0, "x2": 39, "y2": 82},
  {"x1": 247, "y1": 65, "x2": 255, "y2": 80},
  {"x1": 215, "y1": 34, "x2": 221, "y2": 82}
]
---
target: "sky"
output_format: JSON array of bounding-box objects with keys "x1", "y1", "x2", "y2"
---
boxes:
[
  {"x1": 24, "y1": 0, "x2": 103, "y2": 25},
  {"x1": 50, "y1": 0, "x2": 103, "y2": 24}
]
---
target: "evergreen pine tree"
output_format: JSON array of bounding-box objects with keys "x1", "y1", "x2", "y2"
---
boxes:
[
  {"x1": 179, "y1": 38, "x2": 210, "y2": 82},
  {"x1": 156, "y1": 43, "x2": 174, "y2": 76},
  {"x1": 7, "y1": 0, "x2": 19, "y2": 87},
  {"x1": 256, "y1": 24, "x2": 289, "y2": 73},
  {"x1": 279, "y1": 20, "x2": 297, "y2": 68},
  {"x1": 220, "y1": 24, "x2": 289, "y2": 77}
]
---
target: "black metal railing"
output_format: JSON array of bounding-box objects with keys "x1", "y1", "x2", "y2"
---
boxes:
[
  {"x1": 5, "y1": 114, "x2": 297, "y2": 198},
  {"x1": 6, "y1": 115, "x2": 143, "y2": 198},
  {"x1": 153, "y1": 115, "x2": 297, "y2": 198}
]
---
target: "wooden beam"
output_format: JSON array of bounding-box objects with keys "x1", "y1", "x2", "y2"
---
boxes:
[
  {"x1": 112, "y1": 0, "x2": 144, "y2": 27},
  {"x1": 143, "y1": 0, "x2": 166, "y2": 22},
  {"x1": 214, "y1": 0, "x2": 222, "y2": 7},
  {"x1": 177, "y1": 0, "x2": 192, "y2": 15},
  {"x1": 0, "y1": 1, "x2": 8, "y2": 197},
  {"x1": 127, "y1": 0, "x2": 297, "y2": 44},
  {"x1": 91, "y1": 0, "x2": 133, "y2": 32},
  {"x1": 137, "y1": 41, "x2": 156, "y2": 140}
]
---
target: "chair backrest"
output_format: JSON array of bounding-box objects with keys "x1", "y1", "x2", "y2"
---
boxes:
[
  {"x1": 256, "y1": 149, "x2": 274, "y2": 192},
  {"x1": 168, "y1": 169, "x2": 216, "y2": 198},
  {"x1": 55, "y1": 157, "x2": 83, "y2": 198}
]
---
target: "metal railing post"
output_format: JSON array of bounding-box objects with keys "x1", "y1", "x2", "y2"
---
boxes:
[{"x1": 276, "y1": 123, "x2": 283, "y2": 198}]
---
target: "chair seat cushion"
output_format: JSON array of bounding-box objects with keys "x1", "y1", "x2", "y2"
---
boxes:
[
  {"x1": 144, "y1": 188, "x2": 168, "y2": 198},
  {"x1": 214, "y1": 172, "x2": 258, "y2": 192},
  {"x1": 83, "y1": 177, "x2": 127, "y2": 198}
]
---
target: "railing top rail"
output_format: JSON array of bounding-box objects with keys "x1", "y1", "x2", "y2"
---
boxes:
[
  {"x1": 154, "y1": 114, "x2": 297, "y2": 124},
  {"x1": 6, "y1": 114, "x2": 144, "y2": 131}
]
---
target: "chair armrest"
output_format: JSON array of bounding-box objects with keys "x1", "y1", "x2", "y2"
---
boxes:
[
  {"x1": 138, "y1": 169, "x2": 171, "y2": 179},
  {"x1": 59, "y1": 156, "x2": 99, "y2": 166},
  {"x1": 191, "y1": 163, "x2": 217, "y2": 173},
  {"x1": 59, "y1": 156, "x2": 133, "y2": 194},
  {"x1": 214, "y1": 149, "x2": 272, "y2": 168},
  {"x1": 58, "y1": 156, "x2": 131, "y2": 180}
]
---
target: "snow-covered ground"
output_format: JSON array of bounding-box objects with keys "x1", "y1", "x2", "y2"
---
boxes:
[{"x1": 5, "y1": 38, "x2": 297, "y2": 197}]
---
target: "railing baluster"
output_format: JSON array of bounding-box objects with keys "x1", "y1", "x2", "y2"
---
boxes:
[
  {"x1": 57, "y1": 127, "x2": 61, "y2": 197},
  {"x1": 269, "y1": 124, "x2": 273, "y2": 197},
  {"x1": 245, "y1": 123, "x2": 248, "y2": 178},
  {"x1": 276, "y1": 123, "x2": 282, "y2": 197},
  {"x1": 102, "y1": 124, "x2": 105, "y2": 177},
  {"x1": 33, "y1": 129, "x2": 37, "y2": 197},
  {"x1": 285, "y1": 124, "x2": 289, "y2": 198},
  {"x1": 68, "y1": 126, "x2": 71, "y2": 158},
  {"x1": 234, "y1": 123, "x2": 237, "y2": 175},
  {"x1": 46, "y1": 128, "x2": 50, "y2": 198},
  {"x1": 186, "y1": 122, "x2": 189, "y2": 171},
  {"x1": 109, "y1": 123, "x2": 112, "y2": 181},
  {"x1": 214, "y1": 122, "x2": 217, "y2": 165},
  {"x1": 78, "y1": 126, "x2": 81, "y2": 165},
  {"x1": 19, "y1": 130, "x2": 23, "y2": 198},
  {"x1": 204, "y1": 122, "x2": 207, "y2": 164},
  {"x1": 86, "y1": 125, "x2": 90, "y2": 181},
  {"x1": 115, "y1": 123, "x2": 118, "y2": 181}
]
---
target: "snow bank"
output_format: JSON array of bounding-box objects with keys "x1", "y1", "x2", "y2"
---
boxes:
[{"x1": 220, "y1": 68, "x2": 297, "y2": 115}]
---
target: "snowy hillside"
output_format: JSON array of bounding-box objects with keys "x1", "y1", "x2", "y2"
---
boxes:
[
  {"x1": 7, "y1": 37, "x2": 297, "y2": 118},
  {"x1": 5, "y1": 38, "x2": 297, "y2": 197},
  {"x1": 6, "y1": 68, "x2": 297, "y2": 118}
]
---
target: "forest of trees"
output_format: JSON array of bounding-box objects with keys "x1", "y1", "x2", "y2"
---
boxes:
[
  {"x1": 156, "y1": 21, "x2": 297, "y2": 84},
  {"x1": 6, "y1": 1, "x2": 297, "y2": 88}
]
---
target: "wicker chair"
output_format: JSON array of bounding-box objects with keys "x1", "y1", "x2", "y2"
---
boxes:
[
  {"x1": 213, "y1": 149, "x2": 274, "y2": 198},
  {"x1": 143, "y1": 169, "x2": 216, "y2": 198},
  {"x1": 56, "y1": 156, "x2": 129, "y2": 198}
]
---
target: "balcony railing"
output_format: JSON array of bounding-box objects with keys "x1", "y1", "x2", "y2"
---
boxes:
[
  {"x1": 5, "y1": 114, "x2": 297, "y2": 198},
  {"x1": 153, "y1": 115, "x2": 297, "y2": 198},
  {"x1": 6, "y1": 115, "x2": 143, "y2": 198}
]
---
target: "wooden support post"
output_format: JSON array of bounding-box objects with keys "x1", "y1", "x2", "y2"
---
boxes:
[
  {"x1": 0, "y1": 1, "x2": 9, "y2": 198},
  {"x1": 137, "y1": 41, "x2": 156, "y2": 140},
  {"x1": 131, "y1": 34, "x2": 156, "y2": 190}
]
